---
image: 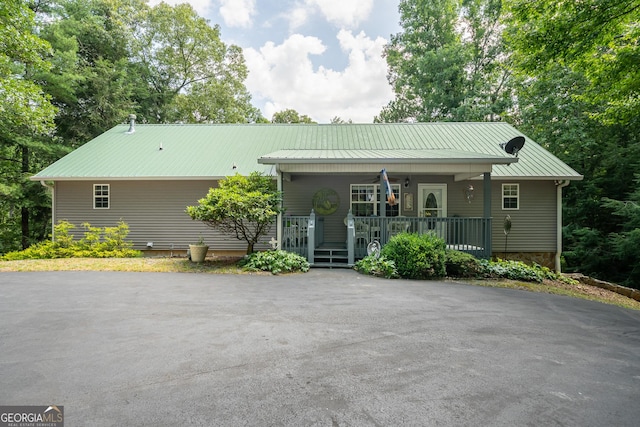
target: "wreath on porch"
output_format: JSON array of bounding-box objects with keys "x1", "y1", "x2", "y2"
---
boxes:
[{"x1": 312, "y1": 188, "x2": 339, "y2": 215}]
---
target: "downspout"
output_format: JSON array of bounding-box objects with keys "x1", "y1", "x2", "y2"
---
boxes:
[
  {"x1": 483, "y1": 172, "x2": 492, "y2": 259},
  {"x1": 40, "y1": 180, "x2": 55, "y2": 241},
  {"x1": 276, "y1": 166, "x2": 283, "y2": 250},
  {"x1": 555, "y1": 180, "x2": 570, "y2": 272}
]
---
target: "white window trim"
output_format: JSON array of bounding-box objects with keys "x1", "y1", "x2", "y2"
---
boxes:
[
  {"x1": 93, "y1": 184, "x2": 110, "y2": 209},
  {"x1": 502, "y1": 183, "x2": 519, "y2": 210},
  {"x1": 350, "y1": 183, "x2": 401, "y2": 216}
]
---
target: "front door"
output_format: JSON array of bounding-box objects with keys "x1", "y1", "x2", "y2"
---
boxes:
[{"x1": 418, "y1": 184, "x2": 447, "y2": 238}]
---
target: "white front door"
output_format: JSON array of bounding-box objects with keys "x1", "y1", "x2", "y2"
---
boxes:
[{"x1": 418, "y1": 184, "x2": 447, "y2": 238}]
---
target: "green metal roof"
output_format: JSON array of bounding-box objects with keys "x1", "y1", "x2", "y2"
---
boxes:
[{"x1": 32, "y1": 122, "x2": 583, "y2": 181}]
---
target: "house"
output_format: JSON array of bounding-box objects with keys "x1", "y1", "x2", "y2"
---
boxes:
[{"x1": 31, "y1": 120, "x2": 582, "y2": 270}]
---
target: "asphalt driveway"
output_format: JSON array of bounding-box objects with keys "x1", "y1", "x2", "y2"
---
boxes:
[{"x1": 1, "y1": 270, "x2": 639, "y2": 426}]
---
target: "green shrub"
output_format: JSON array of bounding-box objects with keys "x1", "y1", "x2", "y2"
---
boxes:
[
  {"x1": 240, "y1": 250, "x2": 310, "y2": 274},
  {"x1": 1, "y1": 220, "x2": 141, "y2": 260},
  {"x1": 354, "y1": 254, "x2": 399, "y2": 279},
  {"x1": 381, "y1": 232, "x2": 446, "y2": 279},
  {"x1": 445, "y1": 250, "x2": 482, "y2": 278},
  {"x1": 477, "y1": 259, "x2": 573, "y2": 283}
]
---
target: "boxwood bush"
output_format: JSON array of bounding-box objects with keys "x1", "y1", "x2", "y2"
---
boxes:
[{"x1": 381, "y1": 232, "x2": 446, "y2": 279}]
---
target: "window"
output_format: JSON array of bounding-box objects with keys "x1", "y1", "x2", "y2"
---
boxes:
[
  {"x1": 502, "y1": 184, "x2": 519, "y2": 210},
  {"x1": 350, "y1": 184, "x2": 400, "y2": 217},
  {"x1": 94, "y1": 184, "x2": 110, "y2": 209}
]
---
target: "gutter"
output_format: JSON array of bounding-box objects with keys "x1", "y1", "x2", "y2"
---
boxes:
[
  {"x1": 40, "y1": 180, "x2": 55, "y2": 241},
  {"x1": 555, "y1": 180, "x2": 571, "y2": 272}
]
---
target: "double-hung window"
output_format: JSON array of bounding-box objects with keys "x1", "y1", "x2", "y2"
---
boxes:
[
  {"x1": 350, "y1": 184, "x2": 400, "y2": 217},
  {"x1": 502, "y1": 184, "x2": 519, "y2": 210},
  {"x1": 94, "y1": 184, "x2": 110, "y2": 209}
]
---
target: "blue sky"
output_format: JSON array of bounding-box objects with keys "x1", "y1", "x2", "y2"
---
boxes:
[{"x1": 147, "y1": 0, "x2": 401, "y2": 123}]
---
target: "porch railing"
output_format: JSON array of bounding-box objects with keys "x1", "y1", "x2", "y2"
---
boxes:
[
  {"x1": 281, "y1": 216, "x2": 310, "y2": 257},
  {"x1": 352, "y1": 217, "x2": 492, "y2": 259},
  {"x1": 282, "y1": 214, "x2": 492, "y2": 261}
]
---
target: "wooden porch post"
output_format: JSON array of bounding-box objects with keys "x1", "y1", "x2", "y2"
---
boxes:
[
  {"x1": 307, "y1": 209, "x2": 315, "y2": 265},
  {"x1": 379, "y1": 178, "x2": 386, "y2": 243},
  {"x1": 347, "y1": 210, "x2": 355, "y2": 265},
  {"x1": 483, "y1": 172, "x2": 492, "y2": 258}
]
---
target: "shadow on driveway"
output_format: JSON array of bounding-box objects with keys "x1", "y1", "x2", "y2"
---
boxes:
[{"x1": 1, "y1": 270, "x2": 639, "y2": 426}]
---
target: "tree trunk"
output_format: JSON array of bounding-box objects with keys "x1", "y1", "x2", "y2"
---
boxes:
[{"x1": 21, "y1": 145, "x2": 29, "y2": 249}]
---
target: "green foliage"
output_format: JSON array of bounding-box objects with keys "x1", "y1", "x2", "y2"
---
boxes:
[
  {"x1": 240, "y1": 250, "x2": 310, "y2": 275},
  {"x1": 504, "y1": 0, "x2": 640, "y2": 289},
  {"x1": 445, "y1": 250, "x2": 483, "y2": 278},
  {"x1": 381, "y1": 232, "x2": 446, "y2": 279},
  {"x1": 505, "y1": 0, "x2": 639, "y2": 126},
  {"x1": 271, "y1": 109, "x2": 316, "y2": 124},
  {"x1": 187, "y1": 172, "x2": 283, "y2": 254},
  {"x1": 563, "y1": 180, "x2": 640, "y2": 289},
  {"x1": 378, "y1": 0, "x2": 512, "y2": 122},
  {"x1": 1, "y1": 220, "x2": 141, "y2": 260},
  {"x1": 131, "y1": 2, "x2": 261, "y2": 124},
  {"x1": 354, "y1": 255, "x2": 399, "y2": 279},
  {"x1": 478, "y1": 259, "x2": 575, "y2": 284},
  {"x1": 480, "y1": 259, "x2": 546, "y2": 282}
]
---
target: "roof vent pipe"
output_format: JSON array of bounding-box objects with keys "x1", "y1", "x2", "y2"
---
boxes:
[{"x1": 126, "y1": 114, "x2": 136, "y2": 134}]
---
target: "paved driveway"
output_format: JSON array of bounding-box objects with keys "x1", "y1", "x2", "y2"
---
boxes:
[{"x1": 1, "y1": 270, "x2": 639, "y2": 426}]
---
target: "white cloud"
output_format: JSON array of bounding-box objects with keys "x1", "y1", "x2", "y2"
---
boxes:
[
  {"x1": 308, "y1": 0, "x2": 375, "y2": 28},
  {"x1": 219, "y1": 0, "x2": 256, "y2": 28},
  {"x1": 286, "y1": 0, "x2": 374, "y2": 32},
  {"x1": 244, "y1": 30, "x2": 393, "y2": 123},
  {"x1": 287, "y1": 6, "x2": 310, "y2": 32}
]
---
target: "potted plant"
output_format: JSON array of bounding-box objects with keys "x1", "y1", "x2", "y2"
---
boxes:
[{"x1": 189, "y1": 236, "x2": 209, "y2": 263}]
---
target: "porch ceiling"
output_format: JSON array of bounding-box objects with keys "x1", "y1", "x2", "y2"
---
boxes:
[
  {"x1": 258, "y1": 149, "x2": 516, "y2": 164},
  {"x1": 259, "y1": 149, "x2": 516, "y2": 175}
]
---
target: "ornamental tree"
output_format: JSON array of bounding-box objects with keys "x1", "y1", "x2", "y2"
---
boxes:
[{"x1": 186, "y1": 172, "x2": 283, "y2": 254}]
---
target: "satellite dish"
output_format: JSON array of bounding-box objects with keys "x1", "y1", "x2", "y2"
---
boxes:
[
  {"x1": 367, "y1": 240, "x2": 381, "y2": 258},
  {"x1": 500, "y1": 136, "x2": 525, "y2": 157}
]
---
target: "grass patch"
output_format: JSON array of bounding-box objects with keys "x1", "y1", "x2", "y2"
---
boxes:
[{"x1": 0, "y1": 257, "x2": 253, "y2": 274}]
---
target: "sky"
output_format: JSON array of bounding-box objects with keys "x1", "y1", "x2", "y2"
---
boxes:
[{"x1": 146, "y1": 0, "x2": 402, "y2": 123}]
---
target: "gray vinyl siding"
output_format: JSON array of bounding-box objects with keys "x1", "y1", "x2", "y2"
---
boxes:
[
  {"x1": 490, "y1": 180, "x2": 557, "y2": 252},
  {"x1": 53, "y1": 176, "x2": 556, "y2": 254},
  {"x1": 54, "y1": 180, "x2": 273, "y2": 252}
]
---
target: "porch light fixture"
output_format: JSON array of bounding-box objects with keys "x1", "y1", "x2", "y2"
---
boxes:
[
  {"x1": 404, "y1": 177, "x2": 410, "y2": 188},
  {"x1": 464, "y1": 184, "x2": 474, "y2": 203}
]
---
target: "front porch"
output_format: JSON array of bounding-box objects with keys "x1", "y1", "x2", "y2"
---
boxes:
[{"x1": 281, "y1": 212, "x2": 492, "y2": 267}]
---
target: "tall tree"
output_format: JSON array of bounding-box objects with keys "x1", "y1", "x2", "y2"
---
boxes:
[
  {"x1": 377, "y1": 0, "x2": 512, "y2": 122},
  {"x1": 130, "y1": 2, "x2": 259, "y2": 123},
  {"x1": 505, "y1": 0, "x2": 640, "y2": 285},
  {"x1": 0, "y1": 0, "x2": 58, "y2": 251},
  {"x1": 505, "y1": 0, "x2": 639, "y2": 126},
  {"x1": 271, "y1": 109, "x2": 316, "y2": 124},
  {"x1": 37, "y1": 0, "x2": 143, "y2": 145}
]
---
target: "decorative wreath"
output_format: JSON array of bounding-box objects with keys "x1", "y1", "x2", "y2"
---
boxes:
[{"x1": 312, "y1": 188, "x2": 340, "y2": 215}]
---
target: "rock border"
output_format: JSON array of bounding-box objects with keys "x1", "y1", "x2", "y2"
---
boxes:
[{"x1": 567, "y1": 273, "x2": 640, "y2": 303}]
